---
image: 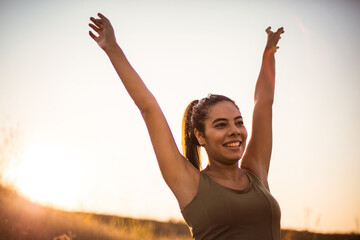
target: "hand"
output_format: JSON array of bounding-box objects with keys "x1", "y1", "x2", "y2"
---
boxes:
[
  {"x1": 89, "y1": 13, "x2": 117, "y2": 51},
  {"x1": 265, "y1": 27, "x2": 284, "y2": 53}
]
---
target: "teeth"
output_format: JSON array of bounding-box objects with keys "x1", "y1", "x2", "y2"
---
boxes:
[{"x1": 225, "y1": 142, "x2": 240, "y2": 147}]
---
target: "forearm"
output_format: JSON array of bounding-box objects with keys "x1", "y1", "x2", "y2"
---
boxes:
[
  {"x1": 254, "y1": 49, "x2": 276, "y2": 104},
  {"x1": 105, "y1": 43, "x2": 156, "y2": 112}
]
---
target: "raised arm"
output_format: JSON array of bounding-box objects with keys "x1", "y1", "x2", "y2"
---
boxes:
[
  {"x1": 241, "y1": 27, "x2": 284, "y2": 188},
  {"x1": 89, "y1": 13, "x2": 154, "y2": 113},
  {"x1": 89, "y1": 13, "x2": 199, "y2": 205}
]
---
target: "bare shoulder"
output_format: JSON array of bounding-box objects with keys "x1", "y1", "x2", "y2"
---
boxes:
[{"x1": 169, "y1": 157, "x2": 201, "y2": 209}]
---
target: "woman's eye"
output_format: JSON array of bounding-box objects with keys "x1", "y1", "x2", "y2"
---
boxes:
[
  {"x1": 236, "y1": 121, "x2": 244, "y2": 126},
  {"x1": 215, "y1": 123, "x2": 226, "y2": 128}
]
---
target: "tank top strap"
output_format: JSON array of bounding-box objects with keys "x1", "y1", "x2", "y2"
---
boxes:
[
  {"x1": 241, "y1": 168, "x2": 267, "y2": 190},
  {"x1": 199, "y1": 170, "x2": 209, "y2": 185}
]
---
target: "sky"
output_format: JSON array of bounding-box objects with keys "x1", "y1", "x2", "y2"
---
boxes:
[{"x1": 1, "y1": 0, "x2": 360, "y2": 234}]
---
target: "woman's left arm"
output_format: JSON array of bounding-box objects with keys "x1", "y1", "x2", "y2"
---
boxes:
[{"x1": 241, "y1": 27, "x2": 284, "y2": 187}]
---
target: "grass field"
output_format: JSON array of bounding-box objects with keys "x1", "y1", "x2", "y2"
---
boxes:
[{"x1": 0, "y1": 184, "x2": 359, "y2": 240}]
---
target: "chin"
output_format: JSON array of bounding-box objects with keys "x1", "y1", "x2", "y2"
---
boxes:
[{"x1": 226, "y1": 155, "x2": 243, "y2": 164}]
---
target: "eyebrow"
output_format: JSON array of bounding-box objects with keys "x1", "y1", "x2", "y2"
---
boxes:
[{"x1": 212, "y1": 116, "x2": 243, "y2": 124}]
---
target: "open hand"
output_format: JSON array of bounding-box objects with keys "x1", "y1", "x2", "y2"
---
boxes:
[
  {"x1": 89, "y1": 13, "x2": 116, "y2": 51},
  {"x1": 265, "y1": 27, "x2": 284, "y2": 53}
]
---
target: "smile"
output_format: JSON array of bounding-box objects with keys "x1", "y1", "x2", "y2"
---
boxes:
[{"x1": 224, "y1": 141, "x2": 241, "y2": 147}]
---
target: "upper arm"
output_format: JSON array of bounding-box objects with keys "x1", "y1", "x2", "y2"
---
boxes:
[
  {"x1": 141, "y1": 98, "x2": 199, "y2": 204},
  {"x1": 241, "y1": 99, "x2": 273, "y2": 184}
]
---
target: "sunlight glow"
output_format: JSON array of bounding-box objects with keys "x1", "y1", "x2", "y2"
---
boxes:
[{"x1": 15, "y1": 141, "x2": 84, "y2": 210}]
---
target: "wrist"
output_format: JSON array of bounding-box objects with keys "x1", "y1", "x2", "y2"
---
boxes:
[
  {"x1": 263, "y1": 48, "x2": 276, "y2": 58},
  {"x1": 103, "y1": 40, "x2": 119, "y2": 54}
]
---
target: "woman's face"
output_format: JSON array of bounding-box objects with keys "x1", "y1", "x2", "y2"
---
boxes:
[{"x1": 196, "y1": 101, "x2": 248, "y2": 166}]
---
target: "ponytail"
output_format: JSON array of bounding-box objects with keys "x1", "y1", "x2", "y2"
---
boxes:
[{"x1": 182, "y1": 100, "x2": 201, "y2": 170}]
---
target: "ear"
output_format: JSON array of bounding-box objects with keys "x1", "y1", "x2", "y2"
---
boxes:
[{"x1": 194, "y1": 128, "x2": 205, "y2": 146}]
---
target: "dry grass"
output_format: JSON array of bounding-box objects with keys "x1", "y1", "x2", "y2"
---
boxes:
[
  {"x1": 1, "y1": 184, "x2": 359, "y2": 240},
  {"x1": 0, "y1": 184, "x2": 192, "y2": 240}
]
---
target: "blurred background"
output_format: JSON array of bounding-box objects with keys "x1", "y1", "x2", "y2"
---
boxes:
[{"x1": 1, "y1": 0, "x2": 359, "y2": 234}]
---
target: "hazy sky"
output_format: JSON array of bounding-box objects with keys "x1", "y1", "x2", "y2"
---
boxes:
[{"x1": 1, "y1": 0, "x2": 359, "y2": 234}]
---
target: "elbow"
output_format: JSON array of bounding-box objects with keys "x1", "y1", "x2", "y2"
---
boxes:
[
  {"x1": 138, "y1": 96, "x2": 160, "y2": 116},
  {"x1": 254, "y1": 83, "x2": 275, "y2": 105},
  {"x1": 139, "y1": 104, "x2": 153, "y2": 116},
  {"x1": 254, "y1": 97, "x2": 274, "y2": 107},
  {"x1": 255, "y1": 99, "x2": 274, "y2": 107},
  {"x1": 254, "y1": 92, "x2": 274, "y2": 105},
  {"x1": 130, "y1": 90, "x2": 157, "y2": 114}
]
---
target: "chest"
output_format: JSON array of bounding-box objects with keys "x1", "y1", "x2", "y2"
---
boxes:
[
  {"x1": 181, "y1": 173, "x2": 281, "y2": 239},
  {"x1": 199, "y1": 184, "x2": 271, "y2": 227}
]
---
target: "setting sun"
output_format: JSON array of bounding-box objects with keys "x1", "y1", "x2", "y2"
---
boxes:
[{"x1": 15, "y1": 141, "x2": 84, "y2": 210}]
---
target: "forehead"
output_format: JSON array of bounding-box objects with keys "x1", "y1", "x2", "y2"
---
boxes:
[{"x1": 206, "y1": 101, "x2": 241, "y2": 120}]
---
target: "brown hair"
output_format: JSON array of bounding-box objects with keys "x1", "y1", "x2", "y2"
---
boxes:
[{"x1": 181, "y1": 94, "x2": 239, "y2": 170}]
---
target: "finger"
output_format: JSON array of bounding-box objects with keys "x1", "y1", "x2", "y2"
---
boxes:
[
  {"x1": 89, "y1": 23, "x2": 101, "y2": 33},
  {"x1": 276, "y1": 27, "x2": 285, "y2": 35},
  {"x1": 90, "y1": 17, "x2": 103, "y2": 25},
  {"x1": 89, "y1": 31, "x2": 98, "y2": 41},
  {"x1": 98, "y1": 13, "x2": 111, "y2": 26},
  {"x1": 90, "y1": 17, "x2": 103, "y2": 27},
  {"x1": 98, "y1": 12, "x2": 107, "y2": 20},
  {"x1": 274, "y1": 29, "x2": 283, "y2": 39},
  {"x1": 265, "y1": 26, "x2": 271, "y2": 34}
]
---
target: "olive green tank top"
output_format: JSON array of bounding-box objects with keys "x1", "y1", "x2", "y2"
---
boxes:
[{"x1": 181, "y1": 168, "x2": 281, "y2": 240}]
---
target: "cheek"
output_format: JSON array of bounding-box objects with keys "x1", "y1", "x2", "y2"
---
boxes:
[
  {"x1": 206, "y1": 130, "x2": 224, "y2": 142},
  {"x1": 203, "y1": 131, "x2": 222, "y2": 149},
  {"x1": 242, "y1": 127, "x2": 248, "y2": 140}
]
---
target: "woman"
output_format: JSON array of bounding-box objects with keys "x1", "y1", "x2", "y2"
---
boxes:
[{"x1": 89, "y1": 13, "x2": 284, "y2": 240}]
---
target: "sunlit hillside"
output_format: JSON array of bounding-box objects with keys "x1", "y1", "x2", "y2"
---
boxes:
[
  {"x1": 0, "y1": 184, "x2": 191, "y2": 240},
  {"x1": 1, "y1": 184, "x2": 359, "y2": 240}
]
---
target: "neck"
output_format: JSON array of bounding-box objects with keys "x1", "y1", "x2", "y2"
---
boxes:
[{"x1": 205, "y1": 160, "x2": 241, "y2": 180}]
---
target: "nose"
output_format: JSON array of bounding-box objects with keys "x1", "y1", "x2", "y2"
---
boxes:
[{"x1": 229, "y1": 123, "x2": 241, "y2": 137}]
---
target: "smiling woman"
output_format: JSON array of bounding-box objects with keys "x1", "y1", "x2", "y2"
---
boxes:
[
  {"x1": 89, "y1": 12, "x2": 284, "y2": 239},
  {"x1": 15, "y1": 141, "x2": 84, "y2": 209}
]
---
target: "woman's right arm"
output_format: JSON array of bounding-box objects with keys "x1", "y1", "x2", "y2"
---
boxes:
[{"x1": 89, "y1": 13, "x2": 199, "y2": 206}]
